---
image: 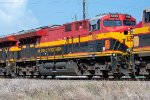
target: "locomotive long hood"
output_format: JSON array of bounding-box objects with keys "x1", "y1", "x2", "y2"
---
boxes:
[{"x1": 14, "y1": 29, "x2": 47, "y2": 40}]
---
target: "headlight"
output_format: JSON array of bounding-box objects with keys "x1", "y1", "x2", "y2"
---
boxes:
[
  {"x1": 130, "y1": 28, "x2": 133, "y2": 34},
  {"x1": 127, "y1": 48, "x2": 131, "y2": 52},
  {"x1": 113, "y1": 53, "x2": 116, "y2": 56}
]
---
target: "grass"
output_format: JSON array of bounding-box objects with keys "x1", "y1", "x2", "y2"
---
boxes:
[{"x1": 0, "y1": 79, "x2": 150, "y2": 100}]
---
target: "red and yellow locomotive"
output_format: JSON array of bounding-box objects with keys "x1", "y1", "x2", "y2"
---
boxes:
[
  {"x1": 132, "y1": 7, "x2": 150, "y2": 78},
  {"x1": 0, "y1": 13, "x2": 136, "y2": 78}
]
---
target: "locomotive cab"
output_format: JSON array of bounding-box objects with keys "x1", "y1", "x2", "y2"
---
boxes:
[
  {"x1": 88, "y1": 13, "x2": 136, "y2": 49},
  {"x1": 143, "y1": 7, "x2": 150, "y2": 27},
  {"x1": 89, "y1": 13, "x2": 136, "y2": 34}
]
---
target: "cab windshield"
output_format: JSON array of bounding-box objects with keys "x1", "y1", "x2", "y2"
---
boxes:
[
  {"x1": 104, "y1": 20, "x2": 122, "y2": 27},
  {"x1": 144, "y1": 11, "x2": 150, "y2": 23},
  {"x1": 123, "y1": 20, "x2": 136, "y2": 26}
]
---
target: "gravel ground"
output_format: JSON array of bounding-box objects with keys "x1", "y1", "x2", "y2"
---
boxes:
[{"x1": 0, "y1": 79, "x2": 150, "y2": 100}]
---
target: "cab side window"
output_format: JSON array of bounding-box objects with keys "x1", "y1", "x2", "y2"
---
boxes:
[
  {"x1": 89, "y1": 20, "x2": 100, "y2": 31},
  {"x1": 144, "y1": 10, "x2": 150, "y2": 23},
  {"x1": 75, "y1": 22, "x2": 82, "y2": 30},
  {"x1": 83, "y1": 21, "x2": 87, "y2": 29},
  {"x1": 75, "y1": 21, "x2": 87, "y2": 30},
  {"x1": 65, "y1": 24, "x2": 72, "y2": 32}
]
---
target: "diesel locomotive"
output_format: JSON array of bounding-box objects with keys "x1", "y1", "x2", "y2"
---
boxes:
[
  {"x1": 132, "y1": 7, "x2": 150, "y2": 78},
  {"x1": 0, "y1": 13, "x2": 136, "y2": 79}
]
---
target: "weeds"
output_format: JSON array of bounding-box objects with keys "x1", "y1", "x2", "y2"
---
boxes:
[{"x1": 0, "y1": 79, "x2": 149, "y2": 100}]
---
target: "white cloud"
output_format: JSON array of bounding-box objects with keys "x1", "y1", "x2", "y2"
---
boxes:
[{"x1": 0, "y1": 0, "x2": 39, "y2": 35}]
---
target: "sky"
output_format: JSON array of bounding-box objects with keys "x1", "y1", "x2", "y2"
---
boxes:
[{"x1": 0, "y1": 0, "x2": 149, "y2": 35}]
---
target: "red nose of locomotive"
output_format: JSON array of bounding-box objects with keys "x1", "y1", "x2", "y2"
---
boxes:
[{"x1": 99, "y1": 13, "x2": 136, "y2": 33}]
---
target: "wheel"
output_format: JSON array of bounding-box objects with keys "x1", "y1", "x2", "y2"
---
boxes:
[
  {"x1": 102, "y1": 74, "x2": 109, "y2": 79},
  {"x1": 102, "y1": 71, "x2": 109, "y2": 79},
  {"x1": 113, "y1": 74, "x2": 122, "y2": 79},
  {"x1": 36, "y1": 75, "x2": 41, "y2": 78},
  {"x1": 44, "y1": 76, "x2": 47, "y2": 78},
  {"x1": 145, "y1": 75, "x2": 150, "y2": 79},
  {"x1": 30, "y1": 72, "x2": 34, "y2": 78},
  {"x1": 36, "y1": 73, "x2": 41, "y2": 78},
  {"x1": 3, "y1": 72, "x2": 7, "y2": 78},
  {"x1": 22, "y1": 72, "x2": 26, "y2": 78},
  {"x1": 129, "y1": 73, "x2": 135, "y2": 79},
  {"x1": 130, "y1": 75, "x2": 135, "y2": 79},
  {"x1": 87, "y1": 75, "x2": 93, "y2": 80},
  {"x1": 145, "y1": 70, "x2": 150, "y2": 79},
  {"x1": 51, "y1": 75, "x2": 56, "y2": 79},
  {"x1": 8, "y1": 73, "x2": 12, "y2": 78}
]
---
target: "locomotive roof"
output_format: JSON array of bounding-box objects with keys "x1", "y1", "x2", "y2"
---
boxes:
[
  {"x1": 89, "y1": 15, "x2": 106, "y2": 25},
  {"x1": 89, "y1": 15, "x2": 106, "y2": 22},
  {"x1": 63, "y1": 19, "x2": 88, "y2": 25},
  {"x1": 145, "y1": 7, "x2": 150, "y2": 12},
  {"x1": 89, "y1": 13, "x2": 126, "y2": 22}
]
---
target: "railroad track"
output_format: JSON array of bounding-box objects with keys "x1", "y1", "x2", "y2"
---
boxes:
[{"x1": 1, "y1": 76, "x2": 149, "y2": 81}]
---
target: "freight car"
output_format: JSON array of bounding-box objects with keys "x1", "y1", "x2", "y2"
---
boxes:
[
  {"x1": 0, "y1": 13, "x2": 136, "y2": 79},
  {"x1": 132, "y1": 7, "x2": 150, "y2": 78}
]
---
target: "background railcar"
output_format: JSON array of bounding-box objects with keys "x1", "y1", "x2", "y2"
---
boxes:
[{"x1": 133, "y1": 7, "x2": 150, "y2": 78}]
